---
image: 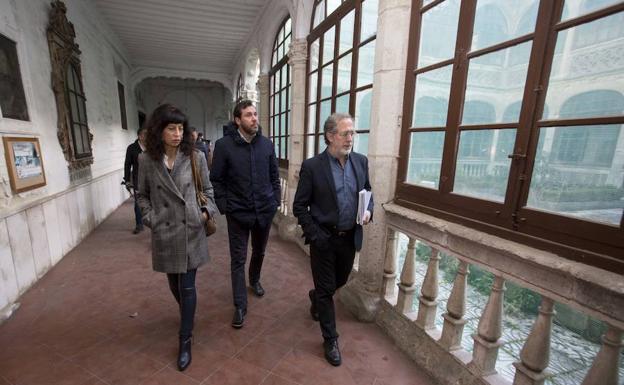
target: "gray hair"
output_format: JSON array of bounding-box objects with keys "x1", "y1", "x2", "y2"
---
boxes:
[{"x1": 323, "y1": 113, "x2": 353, "y2": 145}]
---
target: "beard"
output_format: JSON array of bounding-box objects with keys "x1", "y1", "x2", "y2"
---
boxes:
[{"x1": 240, "y1": 121, "x2": 258, "y2": 136}]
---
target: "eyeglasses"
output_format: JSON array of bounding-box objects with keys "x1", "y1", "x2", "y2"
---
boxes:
[{"x1": 335, "y1": 130, "x2": 356, "y2": 138}]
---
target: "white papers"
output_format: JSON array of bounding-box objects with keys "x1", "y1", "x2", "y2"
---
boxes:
[{"x1": 356, "y1": 189, "x2": 372, "y2": 225}]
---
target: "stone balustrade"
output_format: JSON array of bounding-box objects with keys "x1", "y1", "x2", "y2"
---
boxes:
[
  {"x1": 278, "y1": 167, "x2": 289, "y2": 216},
  {"x1": 376, "y1": 203, "x2": 623, "y2": 385}
]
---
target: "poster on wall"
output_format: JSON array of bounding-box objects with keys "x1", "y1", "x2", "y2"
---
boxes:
[{"x1": 2, "y1": 136, "x2": 46, "y2": 193}]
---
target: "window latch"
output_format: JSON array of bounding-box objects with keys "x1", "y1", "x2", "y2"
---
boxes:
[{"x1": 507, "y1": 153, "x2": 527, "y2": 160}]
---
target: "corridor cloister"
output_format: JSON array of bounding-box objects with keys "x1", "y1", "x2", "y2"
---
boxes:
[
  {"x1": 0, "y1": 0, "x2": 623, "y2": 385},
  {"x1": 0, "y1": 201, "x2": 435, "y2": 385}
]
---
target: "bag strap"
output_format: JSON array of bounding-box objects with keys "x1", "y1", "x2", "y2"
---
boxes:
[{"x1": 190, "y1": 150, "x2": 203, "y2": 204}]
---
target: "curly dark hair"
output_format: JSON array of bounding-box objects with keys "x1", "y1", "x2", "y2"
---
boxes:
[{"x1": 144, "y1": 104, "x2": 193, "y2": 160}]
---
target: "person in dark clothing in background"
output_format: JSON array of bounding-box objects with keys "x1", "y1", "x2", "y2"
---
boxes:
[
  {"x1": 190, "y1": 127, "x2": 209, "y2": 162},
  {"x1": 123, "y1": 126, "x2": 147, "y2": 234},
  {"x1": 210, "y1": 99, "x2": 280, "y2": 329}
]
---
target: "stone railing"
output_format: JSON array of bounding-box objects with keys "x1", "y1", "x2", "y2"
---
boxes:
[{"x1": 377, "y1": 203, "x2": 623, "y2": 385}]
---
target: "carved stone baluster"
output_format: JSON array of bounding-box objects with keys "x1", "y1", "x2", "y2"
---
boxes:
[
  {"x1": 439, "y1": 261, "x2": 469, "y2": 351},
  {"x1": 382, "y1": 229, "x2": 398, "y2": 297},
  {"x1": 396, "y1": 237, "x2": 417, "y2": 314},
  {"x1": 416, "y1": 249, "x2": 440, "y2": 330},
  {"x1": 581, "y1": 325, "x2": 623, "y2": 385},
  {"x1": 512, "y1": 297, "x2": 555, "y2": 385},
  {"x1": 469, "y1": 275, "x2": 506, "y2": 376}
]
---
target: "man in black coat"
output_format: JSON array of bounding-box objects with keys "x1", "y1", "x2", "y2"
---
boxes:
[
  {"x1": 210, "y1": 99, "x2": 280, "y2": 329},
  {"x1": 293, "y1": 113, "x2": 373, "y2": 366},
  {"x1": 123, "y1": 127, "x2": 146, "y2": 234}
]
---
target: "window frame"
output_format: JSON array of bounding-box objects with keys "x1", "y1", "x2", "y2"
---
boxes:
[
  {"x1": 305, "y1": 0, "x2": 377, "y2": 158},
  {"x1": 396, "y1": 0, "x2": 624, "y2": 272},
  {"x1": 117, "y1": 81, "x2": 128, "y2": 130},
  {"x1": 269, "y1": 16, "x2": 292, "y2": 169}
]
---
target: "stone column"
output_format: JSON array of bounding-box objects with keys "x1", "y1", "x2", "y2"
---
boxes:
[
  {"x1": 339, "y1": 0, "x2": 413, "y2": 322},
  {"x1": 416, "y1": 249, "x2": 440, "y2": 330},
  {"x1": 469, "y1": 276, "x2": 506, "y2": 376},
  {"x1": 439, "y1": 261, "x2": 469, "y2": 351},
  {"x1": 257, "y1": 73, "x2": 270, "y2": 136},
  {"x1": 382, "y1": 228, "x2": 398, "y2": 297},
  {"x1": 287, "y1": 39, "x2": 307, "y2": 211},
  {"x1": 513, "y1": 297, "x2": 555, "y2": 385},
  {"x1": 581, "y1": 325, "x2": 623, "y2": 385}
]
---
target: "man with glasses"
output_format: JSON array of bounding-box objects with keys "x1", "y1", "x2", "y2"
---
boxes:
[{"x1": 293, "y1": 113, "x2": 373, "y2": 366}]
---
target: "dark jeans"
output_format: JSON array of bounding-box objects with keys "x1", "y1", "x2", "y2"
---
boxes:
[
  {"x1": 310, "y1": 230, "x2": 356, "y2": 341},
  {"x1": 166, "y1": 269, "x2": 197, "y2": 339},
  {"x1": 133, "y1": 191, "x2": 142, "y2": 228},
  {"x1": 226, "y1": 216, "x2": 272, "y2": 310}
]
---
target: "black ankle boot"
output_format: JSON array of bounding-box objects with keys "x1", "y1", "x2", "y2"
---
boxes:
[{"x1": 177, "y1": 336, "x2": 192, "y2": 371}]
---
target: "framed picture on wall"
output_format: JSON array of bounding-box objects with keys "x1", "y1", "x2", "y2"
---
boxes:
[{"x1": 2, "y1": 136, "x2": 46, "y2": 193}]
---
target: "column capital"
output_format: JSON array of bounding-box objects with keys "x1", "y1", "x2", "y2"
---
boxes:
[{"x1": 288, "y1": 39, "x2": 308, "y2": 66}]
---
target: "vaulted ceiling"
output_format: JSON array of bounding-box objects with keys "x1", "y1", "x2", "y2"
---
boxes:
[{"x1": 93, "y1": 0, "x2": 267, "y2": 74}]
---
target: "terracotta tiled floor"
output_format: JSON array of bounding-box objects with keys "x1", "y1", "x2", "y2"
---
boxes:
[{"x1": 0, "y1": 200, "x2": 436, "y2": 385}]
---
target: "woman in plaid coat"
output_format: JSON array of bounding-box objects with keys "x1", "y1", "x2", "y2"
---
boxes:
[{"x1": 137, "y1": 104, "x2": 217, "y2": 371}]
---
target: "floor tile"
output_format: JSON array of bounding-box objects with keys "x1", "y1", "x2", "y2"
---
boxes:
[
  {"x1": 201, "y1": 358, "x2": 269, "y2": 385},
  {"x1": 235, "y1": 340, "x2": 292, "y2": 371}
]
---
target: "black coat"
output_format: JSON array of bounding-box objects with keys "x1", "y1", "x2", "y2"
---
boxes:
[
  {"x1": 210, "y1": 127, "x2": 280, "y2": 227},
  {"x1": 293, "y1": 150, "x2": 373, "y2": 251},
  {"x1": 124, "y1": 139, "x2": 142, "y2": 187}
]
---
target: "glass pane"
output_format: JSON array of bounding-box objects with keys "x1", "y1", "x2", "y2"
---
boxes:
[
  {"x1": 319, "y1": 99, "x2": 332, "y2": 129},
  {"x1": 355, "y1": 88, "x2": 372, "y2": 130},
  {"x1": 280, "y1": 90, "x2": 287, "y2": 112},
  {"x1": 336, "y1": 53, "x2": 352, "y2": 94},
  {"x1": 528, "y1": 125, "x2": 624, "y2": 225},
  {"x1": 313, "y1": 0, "x2": 325, "y2": 29},
  {"x1": 354, "y1": 132, "x2": 369, "y2": 155},
  {"x1": 340, "y1": 10, "x2": 355, "y2": 54},
  {"x1": 336, "y1": 93, "x2": 349, "y2": 114},
  {"x1": 270, "y1": 94, "x2": 274, "y2": 117},
  {"x1": 561, "y1": 0, "x2": 622, "y2": 22},
  {"x1": 66, "y1": 67, "x2": 76, "y2": 91},
  {"x1": 281, "y1": 66, "x2": 288, "y2": 89},
  {"x1": 418, "y1": 0, "x2": 460, "y2": 68},
  {"x1": 78, "y1": 97, "x2": 87, "y2": 124},
  {"x1": 310, "y1": 39, "x2": 320, "y2": 71},
  {"x1": 406, "y1": 131, "x2": 445, "y2": 188},
  {"x1": 321, "y1": 65, "x2": 334, "y2": 99},
  {"x1": 69, "y1": 94, "x2": 79, "y2": 124},
  {"x1": 472, "y1": 0, "x2": 538, "y2": 52},
  {"x1": 357, "y1": 40, "x2": 375, "y2": 88},
  {"x1": 308, "y1": 103, "x2": 317, "y2": 134},
  {"x1": 82, "y1": 125, "x2": 91, "y2": 152},
  {"x1": 73, "y1": 124, "x2": 84, "y2": 154},
  {"x1": 323, "y1": 27, "x2": 336, "y2": 65},
  {"x1": 543, "y1": 13, "x2": 624, "y2": 120},
  {"x1": 280, "y1": 114, "x2": 286, "y2": 137},
  {"x1": 328, "y1": 0, "x2": 341, "y2": 16},
  {"x1": 280, "y1": 137, "x2": 286, "y2": 159},
  {"x1": 412, "y1": 64, "x2": 453, "y2": 127},
  {"x1": 306, "y1": 135, "x2": 315, "y2": 159},
  {"x1": 318, "y1": 134, "x2": 328, "y2": 153},
  {"x1": 360, "y1": 0, "x2": 378, "y2": 42},
  {"x1": 462, "y1": 41, "x2": 532, "y2": 125},
  {"x1": 285, "y1": 18, "x2": 292, "y2": 37},
  {"x1": 454, "y1": 129, "x2": 515, "y2": 202},
  {"x1": 309, "y1": 72, "x2": 318, "y2": 103}
]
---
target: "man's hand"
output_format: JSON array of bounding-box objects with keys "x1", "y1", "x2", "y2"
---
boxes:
[
  {"x1": 124, "y1": 181, "x2": 134, "y2": 193},
  {"x1": 362, "y1": 210, "x2": 371, "y2": 225},
  {"x1": 202, "y1": 211, "x2": 208, "y2": 223}
]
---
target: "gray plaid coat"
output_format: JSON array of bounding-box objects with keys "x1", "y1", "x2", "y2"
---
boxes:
[{"x1": 137, "y1": 150, "x2": 218, "y2": 273}]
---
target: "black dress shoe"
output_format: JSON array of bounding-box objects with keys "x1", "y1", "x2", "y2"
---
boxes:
[
  {"x1": 177, "y1": 336, "x2": 192, "y2": 371},
  {"x1": 231, "y1": 307, "x2": 246, "y2": 329},
  {"x1": 132, "y1": 226, "x2": 143, "y2": 234},
  {"x1": 250, "y1": 281, "x2": 265, "y2": 297},
  {"x1": 308, "y1": 289, "x2": 319, "y2": 321},
  {"x1": 323, "y1": 339, "x2": 341, "y2": 366}
]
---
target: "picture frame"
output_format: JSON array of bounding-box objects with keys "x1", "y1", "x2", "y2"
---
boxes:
[{"x1": 2, "y1": 136, "x2": 46, "y2": 193}]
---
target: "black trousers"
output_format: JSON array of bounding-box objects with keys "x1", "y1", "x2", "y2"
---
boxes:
[
  {"x1": 310, "y1": 230, "x2": 356, "y2": 341},
  {"x1": 226, "y1": 216, "x2": 272, "y2": 310},
  {"x1": 133, "y1": 190, "x2": 142, "y2": 228},
  {"x1": 166, "y1": 269, "x2": 197, "y2": 339}
]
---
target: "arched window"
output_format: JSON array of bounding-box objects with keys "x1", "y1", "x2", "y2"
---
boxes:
[
  {"x1": 269, "y1": 17, "x2": 292, "y2": 168},
  {"x1": 306, "y1": 0, "x2": 378, "y2": 158},
  {"x1": 65, "y1": 64, "x2": 91, "y2": 158}
]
